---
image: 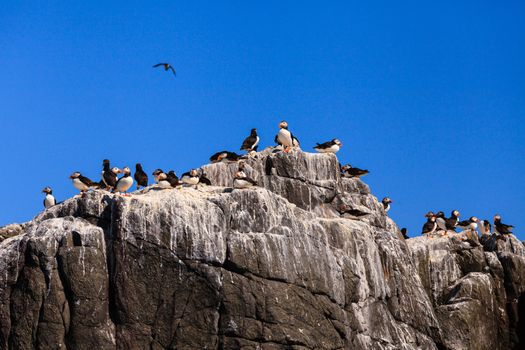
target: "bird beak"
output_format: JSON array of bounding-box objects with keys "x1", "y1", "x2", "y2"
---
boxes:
[{"x1": 69, "y1": 175, "x2": 74, "y2": 179}]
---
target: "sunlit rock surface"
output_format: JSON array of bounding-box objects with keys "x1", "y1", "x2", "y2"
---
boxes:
[{"x1": 0, "y1": 149, "x2": 523, "y2": 349}]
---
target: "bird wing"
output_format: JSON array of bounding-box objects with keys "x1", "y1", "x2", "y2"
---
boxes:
[
  {"x1": 168, "y1": 66, "x2": 176, "y2": 75},
  {"x1": 291, "y1": 133, "x2": 300, "y2": 146},
  {"x1": 314, "y1": 141, "x2": 331, "y2": 148},
  {"x1": 79, "y1": 175, "x2": 97, "y2": 187},
  {"x1": 274, "y1": 134, "x2": 281, "y2": 145},
  {"x1": 240, "y1": 136, "x2": 255, "y2": 150},
  {"x1": 457, "y1": 220, "x2": 470, "y2": 227},
  {"x1": 153, "y1": 63, "x2": 167, "y2": 68}
]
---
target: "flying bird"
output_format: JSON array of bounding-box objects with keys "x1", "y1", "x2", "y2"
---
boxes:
[
  {"x1": 314, "y1": 139, "x2": 342, "y2": 153},
  {"x1": 153, "y1": 63, "x2": 176, "y2": 76},
  {"x1": 42, "y1": 187, "x2": 56, "y2": 209}
]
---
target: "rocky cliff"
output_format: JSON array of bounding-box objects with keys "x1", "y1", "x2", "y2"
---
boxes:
[{"x1": 0, "y1": 149, "x2": 524, "y2": 350}]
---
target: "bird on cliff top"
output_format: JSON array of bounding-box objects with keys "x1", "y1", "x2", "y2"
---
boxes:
[
  {"x1": 181, "y1": 169, "x2": 200, "y2": 186},
  {"x1": 240, "y1": 128, "x2": 260, "y2": 153},
  {"x1": 113, "y1": 167, "x2": 134, "y2": 195},
  {"x1": 382, "y1": 197, "x2": 392, "y2": 212},
  {"x1": 134, "y1": 163, "x2": 148, "y2": 189},
  {"x1": 457, "y1": 217, "x2": 479, "y2": 232},
  {"x1": 199, "y1": 171, "x2": 212, "y2": 186},
  {"x1": 69, "y1": 172, "x2": 99, "y2": 194},
  {"x1": 275, "y1": 121, "x2": 299, "y2": 152},
  {"x1": 481, "y1": 220, "x2": 492, "y2": 235},
  {"x1": 209, "y1": 151, "x2": 245, "y2": 163},
  {"x1": 154, "y1": 171, "x2": 172, "y2": 189},
  {"x1": 445, "y1": 210, "x2": 460, "y2": 231},
  {"x1": 401, "y1": 228, "x2": 409, "y2": 239},
  {"x1": 42, "y1": 187, "x2": 56, "y2": 209},
  {"x1": 152, "y1": 169, "x2": 164, "y2": 183},
  {"x1": 435, "y1": 211, "x2": 447, "y2": 231},
  {"x1": 337, "y1": 204, "x2": 370, "y2": 220},
  {"x1": 314, "y1": 139, "x2": 342, "y2": 153},
  {"x1": 494, "y1": 215, "x2": 514, "y2": 235},
  {"x1": 421, "y1": 215, "x2": 437, "y2": 237},
  {"x1": 340, "y1": 164, "x2": 369, "y2": 178},
  {"x1": 101, "y1": 159, "x2": 121, "y2": 191},
  {"x1": 233, "y1": 168, "x2": 257, "y2": 189},
  {"x1": 166, "y1": 171, "x2": 181, "y2": 187},
  {"x1": 153, "y1": 63, "x2": 176, "y2": 76}
]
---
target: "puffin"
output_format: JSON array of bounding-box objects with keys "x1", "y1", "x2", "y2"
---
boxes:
[
  {"x1": 153, "y1": 63, "x2": 176, "y2": 76},
  {"x1": 240, "y1": 128, "x2": 260, "y2": 153},
  {"x1": 445, "y1": 210, "x2": 460, "y2": 231},
  {"x1": 166, "y1": 171, "x2": 181, "y2": 187},
  {"x1": 337, "y1": 204, "x2": 370, "y2": 220},
  {"x1": 233, "y1": 169, "x2": 257, "y2": 189},
  {"x1": 494, "y1": 215, "x2": 514, "y2": 235},
  {"x1": 181, "y1": 169, "x2": 200, "y2": 186},
  {"x1": 113, "y1": 167, "x2": 134, "y2": 195},
  {"x1": 340, "y1": 164, "x2": 369, "y2": 178},
  {"x1": 101, "y1": 159, "x2": 121, "y2": 191},
  {"x1": 69, "y1": 172, "x2": 99, "y2": 194},
  {"x1": 314, "y1": 139, "x2": 343, "y2": 153},
  {"x1": 435, "y1": 211, "x2": 447, "y2": 231},
  {"x1": 274, "y1": 121, "x2": 298, "y2": 152},
  {"x1": 152, "y1": 169, "x2": 165, "y2": 183},
  {"x1": 457, "y1": 217, "x2": 479, "y2": 231},
  {"x1": 42, "y1": 187, "x2": 56, "y2": 209},
  {"x1": 382, "y1": 197, "x2": 393, "y2": 212},
  {"x1": 134, "y1": 163, "x2": 148, "y2": 189},
  {"x1": 155, "y1": 172, "x2": 173, "y2": 189},
  {"x1": 199, "y1": 171, "x2": 212, "y2": 186},
  {"x1": 209, "y1": 151, "x2": 244, "y2": 163},
  {"x1": 401, "y1": 228, "x2": 409, "y2": 239},
  {"x1": 481, "y1": 220, "x2": 492, "y2": 235},
  {"x1": 422, "y1": 215, "x2": 437, "y2": 236}
]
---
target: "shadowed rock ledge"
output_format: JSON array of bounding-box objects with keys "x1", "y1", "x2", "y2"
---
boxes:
[{"x1": 0, "y1": 149, "x2": 523, "y2": 349}]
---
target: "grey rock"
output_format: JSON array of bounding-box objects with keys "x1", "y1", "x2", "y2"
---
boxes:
[{"x1": 0, "y1": 149, "x2": 523, "y2": 349}]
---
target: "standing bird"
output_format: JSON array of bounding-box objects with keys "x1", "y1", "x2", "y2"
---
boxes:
[
  {"x1": 42, "y1": 187, "x2": 56, "y2": 209},
  {"x1": 445, "y1": 210, "x2": 460, "y2": 231},
  {"x1": 494, "y1": 215, "x2": 514, "y2": 235},
  {"x1": 382, "y1": 197, "x2": 393, "y2": 212},
  {"x1": 401, "y1": 228, "x2": 409, "y2": 239},
  {"x1": 153, "y1": 63, "x2": 176, "y2": 76},
  {"x1": 275, "y1": 121, "x2": 298, "y2": 152},
  {"x1": 481, "y1": 220, "x2": 492, "y2": 236},
  {"x1": 340, "y1": 164, "x2": 369, "y2": 178},
  {"x1": 240, "y1": 128, "x2": 260, "y2": 153},
  {"x1": 457, "y1": 217, "x2": 479, "y2": 231},
  {"x1": 134, "y1": 163, "x2": 148, "y2": 189},
  {"x1": 435, "y1": 211, "x2": 447, "y2": 231},
  {"x1": 181, "y1": 169, "x2": 200, "y2": 186},
  {"x1": 69, "y1": 172, "x2": 99, "y2": 194},
  {"x1": 233, "y1": 169, "x2": 258, "y2": 189},
  {"x1": 101, "y1": 159, "x2": 121, "y2": 191},
  {"x1": 114, "y1": 167, "x2": 134, "y2": 195},
  {"x1": 166, "y1": 171, "x2": 181, "y2": 187},
  {"x1": 337, "y1": 204, "x2": 370, "y2": 220},
  {"x1": 152, "y1": 169, "x2": 165, "y2": 183},
  {"x1": 314, "y1": 139, "x2": 343, "y2": 153},
  {"x1": 422, "y1": 212, "x2": 437, "y2": 237}
]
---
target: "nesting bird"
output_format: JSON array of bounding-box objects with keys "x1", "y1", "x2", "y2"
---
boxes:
[
  {"x1": 42, "y1": 187, "x2": 56, "y2": 209},
  {"x1": 275, "y1": 121, "x2": 299, "y2": 152},
  {"x1": 240, "y1": 128, "x2": 260, "y2": 153},
  {"x1": 382, "y1": 197, "x2": 392, "y2": 212},
  {"x1": 153, "y1": 63, "x2": 176, "y2": 76},
  {"x1": 134, "y1": 163, "x2": 148, "y2": 189},
  {"x1": 69, "y1": 172, "x2": 99, "y2": 194},
  {"x1": 114, "y1": 167, "x2": 134, "y2": 195},
  {"x1": 233, "y1": 163, "x2": 257, "y2": 189},
  {"x1": 314, "y1": 139, "x2": 342, "y2": 153},
  {"x1": 340, "y1": 164, "x2": 369, "y2": 178},
  {"x1": 494, "y1": 215, "x2": 514, "y2": 235}
]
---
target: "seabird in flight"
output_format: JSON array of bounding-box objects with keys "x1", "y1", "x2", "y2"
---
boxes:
[{"x1": 153, "y1": 63, "x2": 176, "y2": 76}]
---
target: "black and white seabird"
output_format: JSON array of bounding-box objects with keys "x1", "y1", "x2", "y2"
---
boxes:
[
  {"x1": 337, "y1": 204, "x2": 370, "y2": 220},
  {"x1": 422, "y1": 215, "x2": 437, "y2": 236},
  {"x1": 181, "y1": 169, "x2": 200, "y2": 186},
  {"x1": 240, "y1": 128, "x2": 260, "y2": 153},
  {"x1": 382, "y1": 197, "x2": 393, "y2": 212},
  {"x1": 340, "y1": 164, "x2": 369, "y2": 178},
  {"x1": 457, "y1": 217, "x2": 479, "y2": 231},
  {"x1": 152, "y1": 169, "x2": 165, "y2": 183},
  {"x1": 435, "y1": 211, "x2": 447, "y2": 231},
  {"x1": 199, "y1": 171, "x2": 212, "y2": 186},
  {"x1": 42, "y1": 187, "x2": 56, "y2": 209},
  {"x1": 209, "y1": 151, "x2": 244, "y2": 163},
  {"x1": 314, "y1": 139, "x2": 343, "y2": 153},
  {"x1": 445, "y1": 210, "x2": 460, "y2": 231},
  {"x1": 101, "y1": 159, "x2": 121, "y2": 191},
  {"x1": 481, "y1": 220, "x2": 492, "y2": 235},
  {"x1": 153, "y1": 63, "x2": 176, "y2": 76},
  {"x1": 233, "y1": 169, "x2": 257, "y2": 189},
  {"x1": 401, "y1": 228, "x2": 409, "y2": 239},
  {"x1": 155, "y1": 171, "x2": 172, "y2": 189},
  {"x1": 166, "y1": 171, "x2": 181, "y2": 187},
  {"x1": 114, "y1": 167, "x2": 134, "y2": 195},
  {"x1": 494, "y1": 215, "x2": 514, "y2": 235},
  {"x1": 134, "y1": 163, "x2": 148, "y2": 189},
  {"x1": 69, "y1": 172, "x2": 99, "y2": 194},
  {"x1": 274, "y1": 121, "x2": 298, "y2": 152}
]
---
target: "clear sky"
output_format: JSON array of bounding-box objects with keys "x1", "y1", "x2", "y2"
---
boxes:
[{"x1": 1, "y1": 1, "x2": 524, "y2": 239}]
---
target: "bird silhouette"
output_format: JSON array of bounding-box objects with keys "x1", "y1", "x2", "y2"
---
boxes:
[{"x1": 153, "y1": 63, "x2": 176, "y2": 76}]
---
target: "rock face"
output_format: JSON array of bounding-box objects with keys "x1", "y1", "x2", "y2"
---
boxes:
[{"x1": 0, "y1": 148, "x2": 523, "y2": 349}]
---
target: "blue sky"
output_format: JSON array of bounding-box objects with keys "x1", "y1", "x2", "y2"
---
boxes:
[{"x1": 1, "y1": 1, "x2": 524, "y2": 239}]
